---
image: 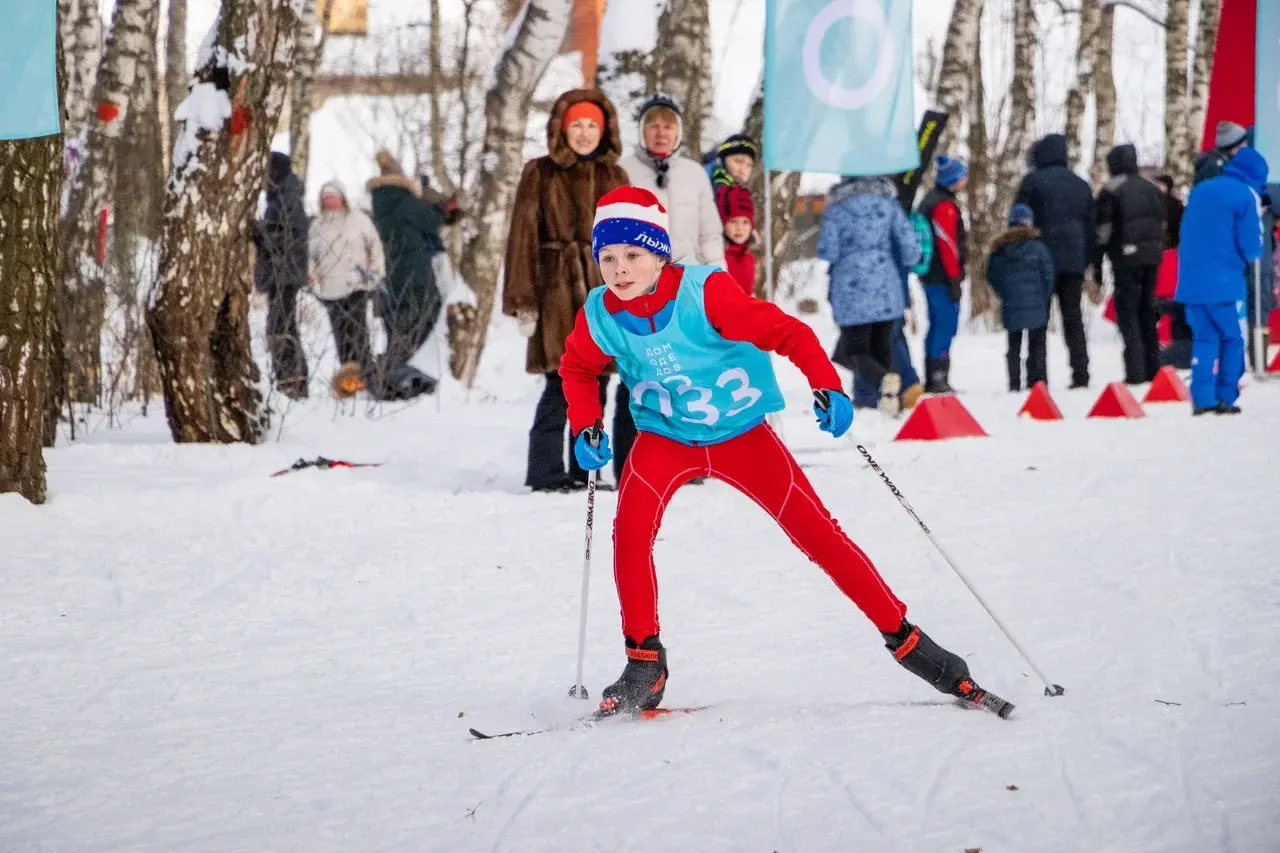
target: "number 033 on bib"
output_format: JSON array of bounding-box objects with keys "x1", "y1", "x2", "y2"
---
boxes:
[{"x1": 584, "y1": 266, "x2": 786, "y2": 445}]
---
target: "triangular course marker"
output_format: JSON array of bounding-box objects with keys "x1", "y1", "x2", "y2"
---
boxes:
[
  {"x1": 1142, "y1": 366, "x2": 1191, "y2": 403},
  {"x1": 894, "y1": 394, "x2": 988, "y2": 441},
  {"x1": 1017, "y1": 381, "x2": 1063, "y2": 420},
  {"x1": 1087, "y1": 382, "x2": 1145, "y2": 418}
]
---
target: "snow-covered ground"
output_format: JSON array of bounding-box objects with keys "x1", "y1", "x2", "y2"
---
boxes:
[{"x1": 4, "y1": 291, "x2": 1279, "y2": 852}]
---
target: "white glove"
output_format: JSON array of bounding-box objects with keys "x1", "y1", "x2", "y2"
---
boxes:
[{"x1": 517, "y1": 310, "x2": 537, "y2": 338}]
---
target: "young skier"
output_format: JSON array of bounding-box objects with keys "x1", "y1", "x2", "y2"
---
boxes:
[{"x1": 559, "y1": 186, "x2": 994, "y2": 716}]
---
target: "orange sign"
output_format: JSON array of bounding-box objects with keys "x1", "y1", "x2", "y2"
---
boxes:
[
  {"x1": 317, "y1": 0, "x2": 368, "y2": 36},
  {"x1": 562, "y1": 0, "x2": 606, "y2": 86}
]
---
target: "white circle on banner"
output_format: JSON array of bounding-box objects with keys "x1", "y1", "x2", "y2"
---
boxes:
[{"x1": 802, "y1": 0, "x2": 894, "y2": 110}]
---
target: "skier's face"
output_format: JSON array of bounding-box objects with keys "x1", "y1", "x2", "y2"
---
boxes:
[
  {"x1": 643, "y1": 116, "x2": 678, "y2": 156},
  {"x1": 566, "y1": 118, "x2": 603, "y2": 157},
  {"x1": 597, "y1": 244, "x2": 664, "y2": 300},
  {"x1": 724, "y1": 154, "x2": 753, "y2": 183}
]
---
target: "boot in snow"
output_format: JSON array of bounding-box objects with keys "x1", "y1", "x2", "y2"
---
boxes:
[
  {"x1": 882, "y1": 620, "x2": 973, "y2": 698},
  {"x1": 598, "y1": 635, "x2": 668, "y2": 716},
  {"x1": 925, "y1": 358, "x2": 954, "y2": 394}
]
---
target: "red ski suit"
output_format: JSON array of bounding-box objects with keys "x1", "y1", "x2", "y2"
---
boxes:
[{"x1": 559, "y1": 265, "x2": 907, "y2": 642}]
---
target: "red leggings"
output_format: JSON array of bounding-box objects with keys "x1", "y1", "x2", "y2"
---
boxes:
[{"x1": 612, "y1": 424, "x2": 907, "y2": 641}]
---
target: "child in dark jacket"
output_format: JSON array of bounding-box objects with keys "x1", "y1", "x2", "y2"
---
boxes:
[
  {"x1": 717, "y1": 183, "x2": 756, "y2": 295},
  {"x1": 988, "y1": 204, "x2": 1056, "y2": 391}
]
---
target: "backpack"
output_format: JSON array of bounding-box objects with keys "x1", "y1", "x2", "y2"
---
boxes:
[{"x1": 909, "y1": 210, "x2": 934, "y2": 276}]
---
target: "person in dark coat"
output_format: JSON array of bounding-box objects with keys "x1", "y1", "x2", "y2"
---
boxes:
[
  {"x1": 366, "y1": 149, "x2": 446, "y2": 399},
  {"x1": 1193, "y1": 121, "x2": 1249, "y2": 186},
  {"x1": 1095, "y1": 143, "x2": 1167, "y2": 384},
  {"x1": 1154, "y1": 174, "x2": 1192, "y2": 367},
  {"x1": 1014, "y1": 133, "x2": 1095, "y2": 388},
  {"x1": 988, "y1": 204, "x2": 1055, "y2": 392},
  {"x1": 253, "y1": 151, "x2": 310, "y2": 399}
]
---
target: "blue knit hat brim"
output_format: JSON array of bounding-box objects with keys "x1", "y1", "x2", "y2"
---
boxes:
[
  {"x1": 592, "y1": 218, "x2": 672, "y2": 263},
  {"x1": 936, "y1": 156, "x2": 968, "y2": 188}
]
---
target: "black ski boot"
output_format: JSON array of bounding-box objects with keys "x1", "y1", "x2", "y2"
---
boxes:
[
  {"x1": 882, "y1": 620, "x2": 974, "y2": 698},
  {"x1": 598, "y1": 635, "x2": 668, "y2": 716}
]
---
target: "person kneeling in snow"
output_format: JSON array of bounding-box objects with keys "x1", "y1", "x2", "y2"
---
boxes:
[
  {"x1": 559, "y1": 186, "x2": 988, "y2": 716},
  {"x1": 1176, "y1": 146, "x2": 1268, "y2": 414}
]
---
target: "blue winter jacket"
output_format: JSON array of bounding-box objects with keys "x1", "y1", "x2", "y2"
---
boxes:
[
  {"x1": 818, "y1": 176, "x2": 921, "y2": 326},
  {"x1": 1177, "y1": 147, "x2": 1268, "y2": 305},
  {"x1": 987, "y1": 227, "x2": 1056, "y2": 331}
]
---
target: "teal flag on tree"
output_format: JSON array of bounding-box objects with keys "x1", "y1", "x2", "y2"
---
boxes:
[
  {"x1": 0, "y1": 0, "x2": 60, "y2": 140},
  {"x1": 763, "y1": 0, "x2": 916, "y2": 175}
]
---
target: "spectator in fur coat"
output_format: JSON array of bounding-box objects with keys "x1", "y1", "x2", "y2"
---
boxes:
[{"x1": 501, "y1": 88, "x2": 634, "y2": 493}]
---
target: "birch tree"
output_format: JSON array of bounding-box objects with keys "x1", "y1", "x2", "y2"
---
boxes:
[
  {"x1": 164, "y1": 0, "x2": 188, "y2": 163},
  {"x1": 999, "y1": 0, "x2": 1037, "y2": 197},
  {"x1": 61, "y1": 0, "x2": 104, "y2": 138},
  {"x1": 1164, "y1": 0, "x2": 1193, "y2": 186},
  {"x1": 59, "y1": 0, "x2": 162, "y2": 404},
  {"x1": 147, "y1": 0, "x2": 301, "y2": 443},
  {"x1": 656, "y1": 0, "x2": 714, "y2": 157},
  {"x1": 1064, "y1": 0, "x2": 1102, "y2": 170},
  {"x1": 289, "y1": 0, "x2": 332, "y2": 184},
  {"x1": 965, "y1": 25, "x2": 998, "y2": 322},
  {"x1": 1090, "y1": 3, "x2": 1117, "y2": 190},
  {"x1": 448, "y1": 0, "x2": 574, "y2": 386},
  {"x1": 934, "y1": 0, "x2": 985, "y2": 155},
  {"x1": 744, "y1": 75, "x2": 802, "y2": 299},
  {"x1": 0, "y1": 140, "x2": 65, "y2": 503},
  {"x1": 1189, "y1": 0, "x2": 1223, "y2": 177}
]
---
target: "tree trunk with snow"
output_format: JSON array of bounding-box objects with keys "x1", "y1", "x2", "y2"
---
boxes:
[
  {"x1": 0, "y1": 136, "x2": 64, "y2": 503},
  {"x1": 427, "y1": 0, "x2": 458, "y2": 197},
  {"x1": 1064, "y1": 0, "x2": 1101, "y2": 170},
  {"x1": 934, "y1": 0, "x2": 985, "y2": 155},
  {"x1": 1189, "y1": 0, "x2": 1222, "y2": 179},
  {"x1": 656, "y1": 0, "x2": 714, "y2": 158},
  {"x1": 289, "y1": 0, "x2": 328, "y2": 187},
  {"x1": 1164, "y1": 0, "x2": 1193, "y2": 187},
  {"x1": 164, "y1": 0, "x2": 188, "y2": 154},
  {"x1": 1090, "y1": 4, "x2": 1117, "y2": 191},
  {"x1": 998, "y1": 0, "x2": 1036, "y2": 201},
  {"x1": 147, "y1": 0, "x2": 300, "y2": 444},
  {"x1": 59, "y1": 0, "x2": 162, "y2": 404},
  {"x1": 743, "y1": 79, "x2": 801, "y2": 299},
  {"x1": 965, "y1": 23, "x2": 998, "y2": 324},
  {"x1": 62, "y1": 0, "x2": 103, "y2": 138},
  {"x1": 449, "y1": 0, "x2": 574, "y2": 386}
]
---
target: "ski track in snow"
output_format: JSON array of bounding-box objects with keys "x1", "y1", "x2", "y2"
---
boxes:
[{"x1": 3, "y1": 302, "x2": 1280, "y2": 852}]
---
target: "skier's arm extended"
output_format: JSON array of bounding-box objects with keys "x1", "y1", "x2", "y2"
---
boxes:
[
  {"x1": 703, "y1": 270, "x2": 842, "y2": 391},
  {"x1": 560, "y1": 307, "x2": 614, "y2": 435}
]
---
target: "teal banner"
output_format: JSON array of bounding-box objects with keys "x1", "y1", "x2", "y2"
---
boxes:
[{"x1": 0, "y1": 0, "x2": 60, "y2": 140}]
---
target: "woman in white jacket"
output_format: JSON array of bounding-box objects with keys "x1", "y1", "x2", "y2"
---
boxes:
[
  {"x1": 307, "y1": 181, "x2": 385, "y2": 372},
  {"x1": 619, "y1": 94, "x2": 726, "y2": 269}
]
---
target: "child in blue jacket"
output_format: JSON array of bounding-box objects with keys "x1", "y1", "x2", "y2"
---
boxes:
[
  {"x1": 1176, "y1": 147, "x2": 1268, "y2": 414},
  {"x1": 987, "y1": 204, "x2": 1056, "y2": 391}
]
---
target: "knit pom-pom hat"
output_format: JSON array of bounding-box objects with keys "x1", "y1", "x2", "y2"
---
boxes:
[
  {"x1": 935, "y1": 155, "x2": 968, "y2": 188},
  {"x1": 592, "y1": 186, "x2": 672, "y2": 262}
]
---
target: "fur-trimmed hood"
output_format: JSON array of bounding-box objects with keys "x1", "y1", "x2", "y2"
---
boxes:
[
  {"x1": 366, "y1": 172, "x2": 422, "y2": 197},
  {"x1": 546, "y1": 88, "x2": 623, "y2": 169},
  {"x1": 990, "y1": 225, "x2": 1041, "y2": 253}
]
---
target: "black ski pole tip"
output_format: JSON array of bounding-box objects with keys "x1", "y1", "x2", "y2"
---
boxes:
[
  {"x1": 1045, "y1": 684, "x2": 1065, "y2": 697},
  {"x1": 568, "y1": 684, "x2": 589, "y2": 700}
]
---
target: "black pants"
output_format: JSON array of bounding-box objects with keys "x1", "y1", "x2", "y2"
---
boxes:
[
  {"x1": 1053, "y1": 273, "x2": 1089, "y2": 386},
  {"x1": 266, "y1": 285, "x2": 308, "y2": 392},
  {"x1": 1112, "y1": 265, "x2": 1160, "y2": 383},
  {"x1": 322, "y1": 291, "x2": 372, "y2": 368},
  {"x1": 1006, "y1": 327, "x2": 1047, "y2": 391},
  {"x1": 527, "y1": 372, "x2": 637, "y2": 488},
  {"x1": 835, "y1": 321, "x2": 894, "y2": 393}
]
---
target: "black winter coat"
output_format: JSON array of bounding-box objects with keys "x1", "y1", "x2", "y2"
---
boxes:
[
  {"x1": 369, "y1": 174, "x2": 445, "y2": 319},
  {"x1": 1013, "y1": 134, "x2": 1095, "y2": 276},
  {"x1": 253, "y1": 152, "x2": 309, "y2": 294},
  {"x1": 1095, "y1": 144, "x2": 1166, "y2": 269},
  {"x1": 987, "y1": 227, "x2": 1055, "y2": 331}
]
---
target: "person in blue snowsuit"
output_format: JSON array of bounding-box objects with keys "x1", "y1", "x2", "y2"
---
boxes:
[{"x1": 1176, "y1": 147, "x2": 1268, "y2": 414}]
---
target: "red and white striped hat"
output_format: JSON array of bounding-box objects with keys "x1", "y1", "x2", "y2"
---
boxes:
[{"x1": 592, "y1": 186, "x2": 672, "y2": 262}]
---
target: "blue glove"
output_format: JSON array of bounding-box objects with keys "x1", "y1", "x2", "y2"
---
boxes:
[
  {"x1": 813, "y1": 389, "x2": 853, "y2": 438},
  {"x1": 573, "y1": 425, "x2": 613, "y2": 471}
]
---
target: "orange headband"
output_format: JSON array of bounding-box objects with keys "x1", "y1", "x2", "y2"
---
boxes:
[{"x1": 563, "y1": 101, "x2": 605, "y2": 130}]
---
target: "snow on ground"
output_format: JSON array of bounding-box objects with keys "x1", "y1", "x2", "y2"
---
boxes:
[{"x1": 4, "y1": 288, "x2": 1280, "y2": 852}]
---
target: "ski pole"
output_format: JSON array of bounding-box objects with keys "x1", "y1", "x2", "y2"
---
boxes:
[
  {"x1": 814, "y1": 392, "x2": 1063, "y2": 696},
  {"x1": 850, "y1": 435, "x2": 1064, "y2": 697},
  {"x1": 568, "y1": 428, "x2": 602, "y2": 700}
]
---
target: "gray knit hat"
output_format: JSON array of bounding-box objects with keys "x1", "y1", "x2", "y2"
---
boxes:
[{"x1": 1216, "y1": 121, "x2": 1248, "y2": 150}]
